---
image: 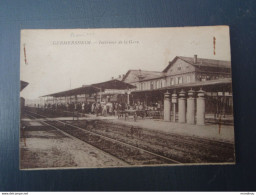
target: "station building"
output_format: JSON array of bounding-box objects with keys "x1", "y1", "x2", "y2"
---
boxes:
[
  {"x1": 123, "y1": 55, "x2": 231, "y2": 92},
  {"x1": 41, "y1": 55, "x2": 233, "y2": 125},
  {"x1": 122, "y1": 55, "x2": 233, "y2": 124}
]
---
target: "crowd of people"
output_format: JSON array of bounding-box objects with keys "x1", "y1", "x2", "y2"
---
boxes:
[
  {"x1": 39, "y1": 100, "x2": 163, "y2": 117},
  {"x1": 42, "y1": 101, "x2": 127, "y2": 117}
]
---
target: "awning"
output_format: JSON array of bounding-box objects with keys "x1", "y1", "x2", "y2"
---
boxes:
[
  {"x1": 42, "y1": 79, "x2": 135, "y2": 97},
  {"x1": 42, "y1": 85, "x2": 99, "y2": 97},
  {"x1": 132, "y1": 78, "x2": 232, "y2": 94},
  {"x1": 92, "y1": 79, "x2": 136, "y2": 90},
  {"x1": 20, "y1": 80, "x2": 29, "y2": 91}
]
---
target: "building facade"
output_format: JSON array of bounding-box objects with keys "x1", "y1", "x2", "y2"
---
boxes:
[
  {"x1": 121, "y1": 55, "x2": 233, "y2": 122},
  {"x1": 123, "y1": 55, "x2": 231, "y2": 92}
]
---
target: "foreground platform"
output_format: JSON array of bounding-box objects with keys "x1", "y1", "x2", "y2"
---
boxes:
[{"x1": 20, "y1": 118, "x2": 127, "y2": 169}]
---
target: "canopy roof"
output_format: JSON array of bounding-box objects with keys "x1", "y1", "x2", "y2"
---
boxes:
[
  {"x1": 92, "y1": 79, "x2": 136, "y2": 90},
  {"x1": 42, "y1": 85, "x2": 99, "y2": 97},
  {"x1": 132, "y1": 78, "x2": 232, "y2": 94},
  {"x1": 43, "y1": 79, "x2": 135, "y2": 97}
]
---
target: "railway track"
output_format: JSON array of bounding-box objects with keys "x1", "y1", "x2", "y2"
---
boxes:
[
  {"x1": 24, "y1": 111, "x2": 182, "y2": 165},
  {"x1": 24, "y1": 109, "x2": 235, "y2": 164},
  {"x1": 69, "y1": 120, "x2": 235, "y2": 163}
]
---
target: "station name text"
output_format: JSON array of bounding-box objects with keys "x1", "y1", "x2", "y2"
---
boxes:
[{"x1": 52, "y1": 40, "x2": 140, "y2": 46}]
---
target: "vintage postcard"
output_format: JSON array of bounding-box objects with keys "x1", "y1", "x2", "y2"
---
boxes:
[{"x1": 20, "y1": 26, "x2": 235, "y2": 170}]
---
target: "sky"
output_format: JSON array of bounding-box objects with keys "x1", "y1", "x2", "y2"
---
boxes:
[{"x1": 20, "y1": 26, "x2": 231, "y2": 99}]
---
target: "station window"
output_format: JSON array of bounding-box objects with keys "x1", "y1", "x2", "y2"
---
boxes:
[
  {"x1": 187, "y1": 76, "x2": 191, "y2": 83},
  {"x1": 150, "y1": 82, "x2": 153, "y2": 89},
  {"x1": 177, "y1": 67, "x2": 181, "y2": 71},
  {"x1": 178, "y1": 77, "x2": 183, "y2": 84},
  {"x1": 171, "y1": 78, "x2": 174, "y2": 85},
  {"x1": 166, "y1": 78, "x2": 170, "y2": 86},
  {"x1": 136, "y1": 84, "x2": 139, "y2": 90},
  {"x1": 162, "y1": 79, "x2": 165, "y2": 87},
  {"x1": 175, "y1": 77, "x2": 179, "y2": 84}
]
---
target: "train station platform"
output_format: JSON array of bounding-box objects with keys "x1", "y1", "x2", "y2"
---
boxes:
[
  {"x1": 80, "y1": 113, "x2": 235, "y2": 143},
  {"x1": 112, "y1": 118, "x2": 235, "y2": 143},
  {"x1": 24, "y1": 108, "x2": 235, "y2": 144},
  {"x1": 20, "y1": 117, "x2": 127, "y2": 169}
]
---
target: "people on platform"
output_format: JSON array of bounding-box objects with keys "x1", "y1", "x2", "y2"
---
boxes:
[
  {"x1": 102, "y1": 103, "x2": 107, "y2": 117},
  {"x1": 40, "y1": 97, "x2": 166, "y2": 120},
  {"x1": 82, "y1": 102, "x2": 85, "y2": 113},
  {"x1": 91, "y1": 103, "x2": 95, "y2": 114}
]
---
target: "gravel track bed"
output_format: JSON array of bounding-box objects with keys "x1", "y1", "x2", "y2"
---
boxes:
[
  {"x1": 46, "y1": 120, "x2": 173, "y2": 165},
  {"x1": 24, "y1": 109, "x2": 235, "y2": 164},
  {"x1": 65, "y1": 120, "x2": 234, "y2": 163}
]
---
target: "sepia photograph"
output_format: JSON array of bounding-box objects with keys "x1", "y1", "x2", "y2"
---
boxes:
[{"x1": 20, "y1": 26, "x2": 235, "y2": 170}]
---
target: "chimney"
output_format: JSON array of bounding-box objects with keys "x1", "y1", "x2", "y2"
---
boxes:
[
  {"x1": 194, "y1": 55, "x2": 197, "y2": 64},
  {"x1": 119, "y1": 75, "x2": 121, "y2": 78},
  {"x1": 111, "y1": 77, "x2": 114, "y2": 80}
]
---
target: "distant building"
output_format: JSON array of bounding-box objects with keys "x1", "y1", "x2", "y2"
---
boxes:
[
  {"x1": 111, "y1": 74, "x2": 126, "y2": 81},
  {"x1": 122, "y1": 69, "x2": 163, "y2": 91}
]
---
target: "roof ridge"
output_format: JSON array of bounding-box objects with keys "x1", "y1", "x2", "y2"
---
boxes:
[
  {"x1": 129, "y1": 69, "x2": 162, "y2": 73},
  {"x1": 178, "y1": 56, "x2": 231, "y2": 62}
]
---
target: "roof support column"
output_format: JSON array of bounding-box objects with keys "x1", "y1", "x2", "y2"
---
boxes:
[
  {"x1": 172, "y1": 92, "x2": 177, "y2": 122},
  {"x1": 178, "y1": 90, "x2": 186, "y2": 123},
  {"x1": 100, "y1": 88, "x2": 102, "y2": 103},
  {"x1": 164, "y1": 91, "x2": 171, "y2": 121},
  {"x1": 127, "y1": 90, "x2": 131, "y2": 105},
  {"x1": 196, "y1": 89, "x2": 205, "y2": 125},
  {"x1": 187, "y1": 89, "x2": 195, "y2": 124}
]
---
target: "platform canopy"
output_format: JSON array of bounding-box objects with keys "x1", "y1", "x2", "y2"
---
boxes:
[
  {"x1": 132, "y1": 78, "x2": 232, "y2": 94},
  {"x1": 42, "y1": 85, "x2": 99, "y2": 97},
  {"x1": 20, "y1": 80, "x2": 29, "y2": 91},
  {"x1": 42, "y1": 79, "x2": 136, "y2": 97},
  {"x1": 92, "y1": 79, "x2": 136, "y2": 90}
]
